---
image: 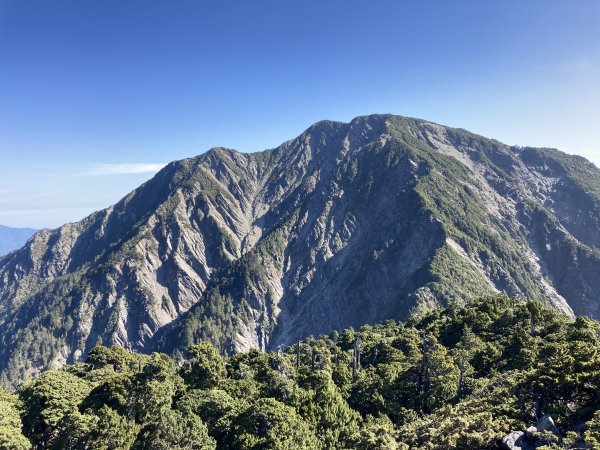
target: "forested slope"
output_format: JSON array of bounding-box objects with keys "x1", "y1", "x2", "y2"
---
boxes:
[{"x1": 2, "y1": 295, "x2": 600, "y2": 449}]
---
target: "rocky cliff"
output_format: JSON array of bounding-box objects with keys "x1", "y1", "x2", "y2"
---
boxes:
[{"x1": 1, "y1": 114, "x2": 599, "y2": 385}]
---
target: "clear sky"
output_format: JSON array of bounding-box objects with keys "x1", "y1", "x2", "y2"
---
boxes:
[{"x1": 1, "y1": 0, "x2": 599, "y2": 229}]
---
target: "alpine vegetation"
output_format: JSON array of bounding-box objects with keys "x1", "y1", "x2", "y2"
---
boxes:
[{"x1": 2, "y1": 296, "x2": 600, "y2": 449}]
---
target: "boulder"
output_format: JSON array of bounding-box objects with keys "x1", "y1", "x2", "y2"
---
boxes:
[
  {"x1": 501, "y1": 431, "x2": 535, "y2": 450},
  {"x1": 535, "y1": 414, "x2": 561, "y2": 438},
  {"x1": 525, "y1": 426, "x2": 537, "y2": 439},
  {"x1": 502, "y1": 415, "x2": 562, "y2": 449}
]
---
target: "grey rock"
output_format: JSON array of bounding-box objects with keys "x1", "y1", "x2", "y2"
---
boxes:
[
  {"x1": 504, "y1": 415, "x2": 562, "y2": 450},
  {"x1": 502, "y1": 431, "x2": 535, "y2": 450},
  {"x1": 525, "y1": 426, "x2": 537, "y2": 439},
  {"x1": 536, "y1": 414, "x2": 561, "y2": 438}
]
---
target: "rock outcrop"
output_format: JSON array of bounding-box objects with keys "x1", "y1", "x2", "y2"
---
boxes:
[{"x1": 502, "y1": 414, "x2": 562, "y2": 449}]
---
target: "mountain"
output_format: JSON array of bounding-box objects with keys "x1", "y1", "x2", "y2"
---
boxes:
[
  {"x1": 1, "y1": 114, "x2": 599, "y2": 386},
  {"x1": 0, "y1": 224, "x2": 36, "y2": 256}
]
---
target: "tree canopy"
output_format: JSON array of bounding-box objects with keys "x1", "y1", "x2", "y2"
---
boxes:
[{"x1": 2, "y1": 295, "x2": 600, "y2": 449}]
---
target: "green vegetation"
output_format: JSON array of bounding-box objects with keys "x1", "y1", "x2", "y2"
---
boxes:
[
  {"x1": 520, "y1": 146, "x2": 600, "y2": 199},
  {"x1": 0, "y1": 389, "x2": 30, "y2": 449},
  {"x1": 426, "y1": 244, "x2": 497, "y2": 303},
  {"x1": 3, "y1": 295, "x2": 600, "y2": 449}
]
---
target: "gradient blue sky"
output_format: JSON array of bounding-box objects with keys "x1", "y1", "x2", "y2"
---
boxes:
[{"x1": 1, "y1": 0, "x2": 599, "y2": 228}]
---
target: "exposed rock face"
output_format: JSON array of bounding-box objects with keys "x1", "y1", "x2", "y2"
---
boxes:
[{"x1": 0, "y1": 114, "x2": 599, "y2": 385}]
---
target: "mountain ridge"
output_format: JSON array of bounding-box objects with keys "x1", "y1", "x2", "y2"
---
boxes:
[
  {"x1": 1, "y1": 114, "x2": 599, "y2": 386},
  {"x1": 0, "y1": 224, "x2": 37, "y2": 257}
]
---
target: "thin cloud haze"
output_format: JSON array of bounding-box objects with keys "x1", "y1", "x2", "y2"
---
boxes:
[{"x1": 80, "y1": 163, "x2": 167, "y2": 176}]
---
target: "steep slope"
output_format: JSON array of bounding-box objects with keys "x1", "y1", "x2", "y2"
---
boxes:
[
  {"x1": 0, "y1": 114, "x2": 599, "y2": 386},
  {"x1": 0, "y1": 225, "x2": 36, "y2": 256}
]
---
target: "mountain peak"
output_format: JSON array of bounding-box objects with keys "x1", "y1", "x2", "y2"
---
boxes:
[{"x1": 0, "y1": 115, "x2": 599, "y2": 386}]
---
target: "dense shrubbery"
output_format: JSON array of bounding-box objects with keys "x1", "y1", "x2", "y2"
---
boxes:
[{"x1": 1, "y1": 295, "x2": 600, "y2": 449}]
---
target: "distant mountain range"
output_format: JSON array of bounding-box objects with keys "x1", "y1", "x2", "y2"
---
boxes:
[
  {"x1": 0, "y1": 224, "x2": 36, "y2": 257},
  {"x1": 1, "y1": 114, "x2": 599, "y2": 386}
]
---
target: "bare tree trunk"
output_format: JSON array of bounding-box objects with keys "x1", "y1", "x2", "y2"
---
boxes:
[
  {"x1": 419, "y1": 331, "x2": 431, "y2": 395},
  {"x1": 352, "y1": 333, "x2": 361, "y2": 378},
  {"x1": 371, "y1": 346, "x2": 379, "y2": 365},
  {"x1": 457, "y1": 357, "x2": 465, "y2": 398},
  {"x1": 534, "y1": 383, "x2": 544, "y2": 418}
]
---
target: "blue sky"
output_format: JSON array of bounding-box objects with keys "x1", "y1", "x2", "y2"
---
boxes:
[{"x1": 1, "y1": 0, "x2": 599, "y2": 228}]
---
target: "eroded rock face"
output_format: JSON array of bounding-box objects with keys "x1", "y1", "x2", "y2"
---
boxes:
[{"x1": 1, "y1": 114, "x2": 599, "y2": 385}]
